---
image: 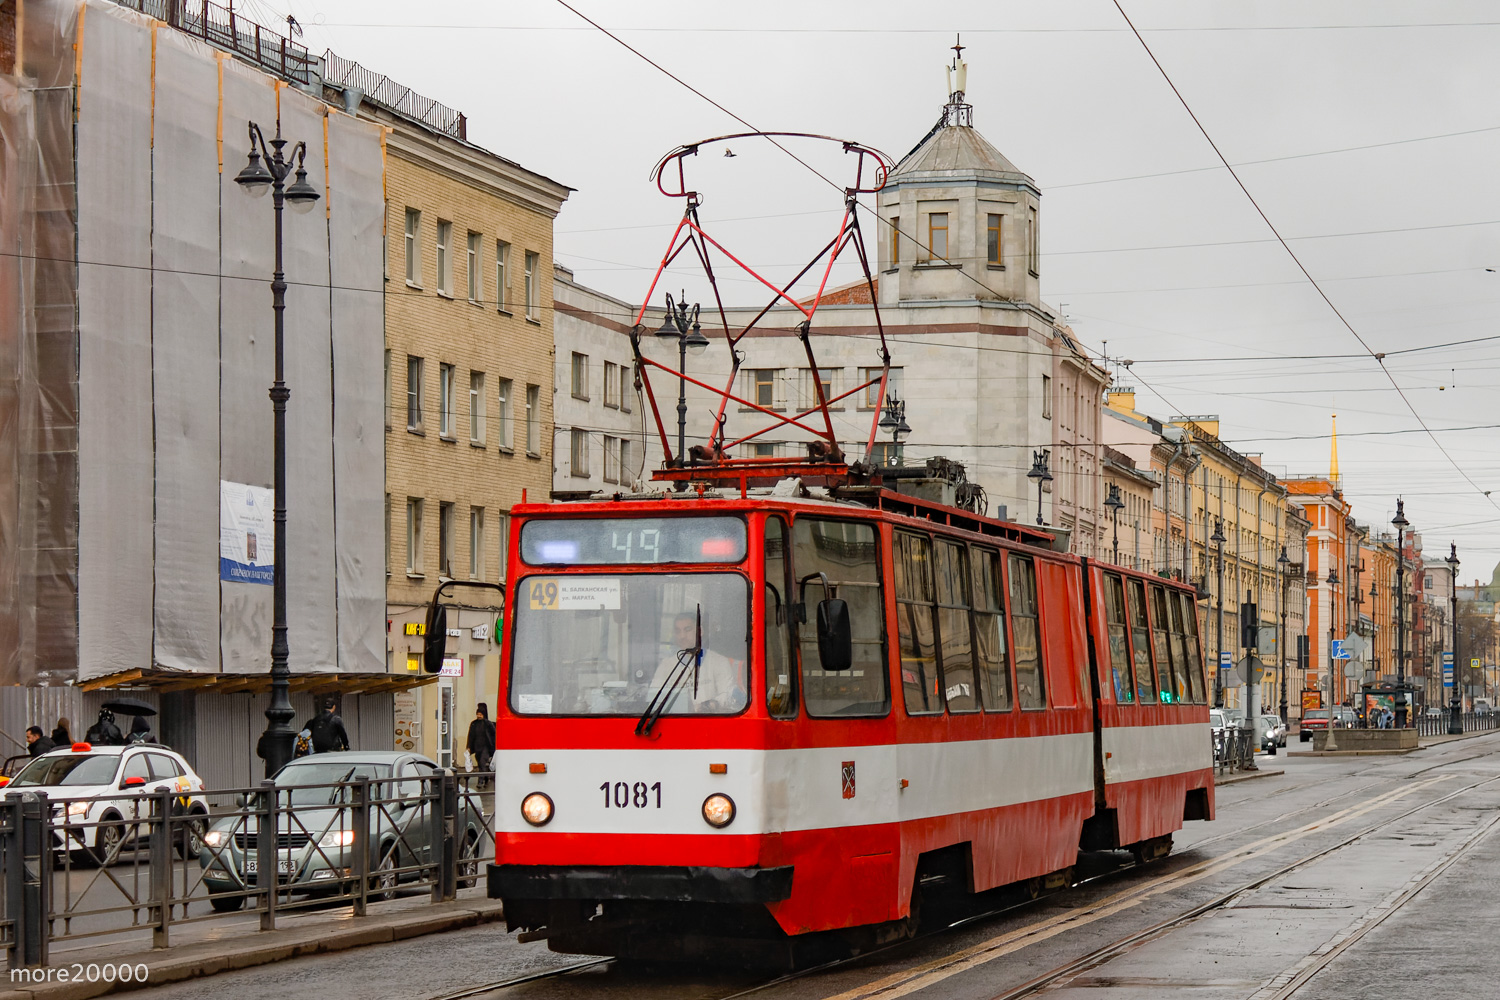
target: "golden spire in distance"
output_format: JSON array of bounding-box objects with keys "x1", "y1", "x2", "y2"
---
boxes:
[{"x1": 1330, "y1": 413, "x2": 1339, "y2": 484}]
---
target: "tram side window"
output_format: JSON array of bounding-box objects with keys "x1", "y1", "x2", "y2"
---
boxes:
[
  {"x1": 972, "y1": 547, "x2": 1012, "y2": 711},
  {"x1": 1165, "y1": 589, "x2": 1191, "y2": 703},
  {"x1": 794, "y1": 518, "x2": 889, "y2": 717},
  {"x1": 935, "y1": 540, "x2": 978, "y2": 712},
  {"x1": 1009, "y1": 554, "x2": 1046, "y2": 709},
  {"x1": 764, "y1": 516, "x2": 796, "y2": 718},
  {"x1": 1103, "y1": 573, "x2": 1134, "y2": 704},
  {"x1": 1128, "y1": 578, "x2": 1157, "y2": 704},
  {"x1": 1178, "y1": 590, "x2": 1207, "y2": 703},
  {"x1": 1149, "y1": 585, "x2": 1177, "y2": 703},
  {"x1": 894, "y1": 531, "x2": 942, "y2": 715}
]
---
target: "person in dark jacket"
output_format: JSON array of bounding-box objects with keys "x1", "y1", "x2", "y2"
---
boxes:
[
  {"x1": 25, "y1": 726, "x2": 56, "y2": 756},
  {"x1": 127, "y1": 715, "x2": 154, "y2": 744},
  {"x1": 51, "y1": 717, "x2": 71, "y2": 746},
  {"x1": 465, "y1": 704, "x2": 496, "y2": 787},
  {"x1": 302, "y1": 698, "x2": 350, "y2": 753},
  {"x1": 83, "y1": 708, "x2": 123, "y2": 746}
]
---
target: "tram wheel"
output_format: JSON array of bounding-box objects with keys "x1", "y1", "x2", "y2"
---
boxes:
[{"x1": 1130, "y1": 834, "x2": 1174, "y2": 865}]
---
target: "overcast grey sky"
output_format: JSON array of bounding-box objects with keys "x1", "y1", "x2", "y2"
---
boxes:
[{"x1": 255, "y1": 0, "x2": 1500, "y2": 573}]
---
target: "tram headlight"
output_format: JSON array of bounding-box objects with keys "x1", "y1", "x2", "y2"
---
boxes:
[
  {"x1": 701, "y1": 793, "x2": 736, "y2": 829},
  {"x1": 520, "y1": 792, "x2": 554, "y2": 827}
]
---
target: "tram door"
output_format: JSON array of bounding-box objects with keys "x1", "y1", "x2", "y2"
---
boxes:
[{"x1": 439, "y1": 682, "x2": 454, "y2": 768}]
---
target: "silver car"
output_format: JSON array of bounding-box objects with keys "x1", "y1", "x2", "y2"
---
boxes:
[{"x1": 198, "y1": 752, "x2": 487, "y2": 912}]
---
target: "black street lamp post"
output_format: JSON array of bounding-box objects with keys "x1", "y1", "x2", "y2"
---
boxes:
[
  {"x1": 234, "y1": 119, "x2": 321, "y2": 779},
  {"x1": 655, "y1": 291, "x2": 708, "y2": 463},
  {"x1": 1327, "y1": 567, "x2": 1340, "y2": 711},
  {"x1": 1447, "y1": 543, "x2": 1462, "y2": 735},
  {"x1": 1278, "y1": 545, "x2": 1291, "y2": 724},
  {"x1": 1211, "y1": 519, "x2": 1226, "y2": 708},
  {"x1": 1105, "y1": 485, "x2": 1124, "y2": 565},
  {"x1": 1028, "y1": 450, "x2": 1052, "y2": 527},
  {"x1": 1392, "y1": 499, "x2": 1409, "y2": 727}
]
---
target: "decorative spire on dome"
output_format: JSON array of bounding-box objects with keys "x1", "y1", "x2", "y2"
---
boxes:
[
  {"x1": 1330, "y1": 413, "x2": 1340, "y2": 484},
  {"x1": 943, "y1": 34, "x2": 973, "y2": 128}
]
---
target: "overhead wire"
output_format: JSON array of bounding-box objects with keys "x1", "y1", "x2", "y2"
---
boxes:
[{"x1": 1110, "y1": 0, "x2": 1500, "y2": 511}]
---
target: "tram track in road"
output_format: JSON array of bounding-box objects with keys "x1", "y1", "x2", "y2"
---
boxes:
[{"x1": 826, "y1": 771, "x2": 1500, "y2": 1000}]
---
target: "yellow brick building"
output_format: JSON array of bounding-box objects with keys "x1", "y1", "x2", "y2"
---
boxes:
[{"x1": 377, "y1": 115, "x2": 570, "y2": 766}]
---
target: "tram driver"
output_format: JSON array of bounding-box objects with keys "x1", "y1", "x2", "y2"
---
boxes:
[{"x1": 647, "y1": 612, "x2": 746, "y2": 713}]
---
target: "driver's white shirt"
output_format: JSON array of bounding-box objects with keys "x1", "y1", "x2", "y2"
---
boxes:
[{"x1": 648, "y1": 648, "x2": 744, "y2": 713}]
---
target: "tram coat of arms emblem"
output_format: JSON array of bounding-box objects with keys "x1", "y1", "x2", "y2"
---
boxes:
[{"x1": 841, "y1": 761, "x2": 856, "y2": 799}]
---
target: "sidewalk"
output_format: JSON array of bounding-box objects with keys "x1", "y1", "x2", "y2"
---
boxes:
[
  {"x1": 0, "y1": 893, "x2": 507, "y2": 1000},
  {"x1": 1288, "y1": 726, "x2": 1500, "y2": 758}
]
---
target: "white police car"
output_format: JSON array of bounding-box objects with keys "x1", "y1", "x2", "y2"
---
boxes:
[{"x1": 0, "y1": 743, "x2": 209, "y2": 865}]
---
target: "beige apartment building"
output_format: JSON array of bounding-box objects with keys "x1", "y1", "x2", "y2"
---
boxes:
[{"x1": 379, "y1": 116, "x2": 570, "y2": 767}]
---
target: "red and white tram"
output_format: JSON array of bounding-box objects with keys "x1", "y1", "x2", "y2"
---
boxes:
[
  {"x1": 484, "y1": 483, "x2": 1212, "y2": 962},
  {"x1": 453, "y1": 130, "x2": 1212, "y2": 963}
]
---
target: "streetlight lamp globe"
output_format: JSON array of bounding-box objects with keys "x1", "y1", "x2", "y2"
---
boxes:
[
  {"x1": 683, "y1": 320, "x2": 709, "y2": 356},
  {"x1": 234, "y1": 151, "x2": 273, "y2": 197},
  {"x1": 284, "y1": 166, "x2": 321, "y2": 214}
]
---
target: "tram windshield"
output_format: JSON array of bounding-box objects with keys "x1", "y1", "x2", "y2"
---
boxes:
[{"x1": 509, "y1": 573, "x2": 749, "y2": 716}]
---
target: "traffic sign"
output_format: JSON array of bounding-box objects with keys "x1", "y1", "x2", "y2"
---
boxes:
[
  {"x1": 1472, "y1": 658, "x2": 1482, "y2": 670},
  {"x1": 1219, "y1": 651, "x2": 1232, "y2": 669},
  {"x1": 1332, "y1": 639, "x2": 1350, "y2": 660},
  {"x1": 1443, "y1": 651, "x2": 1455, "y2": 688}
]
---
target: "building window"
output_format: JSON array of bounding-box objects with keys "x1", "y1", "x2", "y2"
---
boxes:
[
  {"x1": 469, "y1": 507, "x2": 484, "y2": 580},
  {"x1": 497, "y1": 378, "x2": 513, "y2": 450},
  {"x1": 384, "y1": 493, "x2": 391, "y2": 577},
  {"x1": 466, "y1": 232, "x2": 482, "y2": 303},
  {"x1": 570, "y1": 428, "x2": 589, "y2": 477},
  {"x1": 928, "y1": 212, "x2": 948, "y2": 261},
  {"x1": 525, "y1": 384, "x2": 540, "y2": 454},
  {"x1": 619, "y1": 438, "x2": 633, "y2": 482},
  {"x1": 1028, "y1": 205, "x2": 1039, "y2": 275},
  {"x1": 436, "y1": 220, "x2": 453, "y2": 295},
  {"x1": 469, "y1": 371, "x2": 486, "y2": 444},
  {"x1": 404, "y1": 208, "x2": 421, "y2": 285},
  {"x1": 438, "y1": 502, "x2": 454, "y2": 577},
  {"x1": 889, "y1": 216, "x2": 900, "y2": 265},
  {"x1": 406, "y1": 356, "x2": 424, "y2": 431},
  {"x1": 603, "y1": 435, "x2": 620, "y2": 483},
  {"x1": 744, "y1": 441, "x2": 779, "y2": 459},
  {"x1": 1042, "y1": 373, "x2": 1052, "y2": 420},
  {"x1": 603, "y1": 361, "x2": 620, "y2": 409},
  {"x1": 618, "y1": 363, "x2": 632, "y2": 412},
  {"x1": 870, "y1": 441, "x2": 899, "y2": 467},
  {"x1": 524, "y1": 252, "x2": 538, "y2": 319},
  {"x1": 383, "y1": 349, "x2": 391, "y2": 431},
  {"x1": 861, "y1": 366, "x2": 903, "y2": 409},
  {"x1": 987, "y1": 213, "x2": 1002, "y2": 266},
  {"x1": 496, "y1": 513, "x2": 511, "y2": 582},
  {"x1": 571, "y1": 352, "x2": 589, "y2": 401},
  {"x1": 439, "y1": 363, "x2": 455, "y2": 438},
  {"x1": 405, "y1": 498, "x2": 423, "y2": 574},
  {"x1": 746, "y1": 369, "x2": 779, "y2": 409},
  {"x1": 799, "y1": 367, "x2": 837, "y2": 410},
  {"x1": 495, "y1": 240, "x2": 510, "y2": 312}
]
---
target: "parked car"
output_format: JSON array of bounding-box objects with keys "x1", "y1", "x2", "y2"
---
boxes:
[
  {"x1": 1334, "y1": 707, "x2": 1359, "y2": 729},
  {"x1": 1256, "y1": 714, "x2": 1287, "y2": 750},
  {"x1": 0, "y1": 743, "x2": 208, "y2": 864},
  {"x1": 1299, "y1": 709, "x2": 1330, "y2": 742},
  {"x1": 198, "y1": 751, "x2": 487, "y2": 913},
  {"x1": 1424, "y1": 706, "x2": 1443, "y2": 718},
  {"x1": 1474, "y1": 699, "x2": 1493, "y2": 717}
]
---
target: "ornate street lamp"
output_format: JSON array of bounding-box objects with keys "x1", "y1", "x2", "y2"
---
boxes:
[
  {"x1": 1392, "y1": 499, "x2": 1409, "y2": 727},
  {"x1": 877, "y1": 396, "x2": 911, "y2": 467},
  {"x1": 1278, "y1": 545, "x2": 1291, "y2": 724},
  {"x1": 1027, "y1": 450, "x2": 1052, "y2": 527},
  {"x1": 1327, "y1": 566, "x2": 1341, "y2": 714},
  {"x1": 1211, "y1": 519, "x2": 1226, "y2": 708},
  {"x1": 1104, "y1": 484, "x2": 1125, "y2": 565},
  {"x1": 655, "y1": 291, "x2": 708, "y2": 464},
  {"x1": 1447, "y1": 543, "x2": 1462, "y2": 734},
  {"x1": 235, "y1": 119, "x2": 320, "y2": 779}
]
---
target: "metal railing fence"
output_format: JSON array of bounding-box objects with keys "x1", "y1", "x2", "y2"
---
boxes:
[
  {"x1": 1212, "y1": 725, "x2": 1256, "y2": 774},
  {"x1": 1, "y1": 769, "x2": 494, "y2": 969},
  {"x1": 108, "y1": 0, "x2": 315, "y2": 84},
  {"x1": 1415, "y1": 710, "x2": 1500, "y2": 737}
]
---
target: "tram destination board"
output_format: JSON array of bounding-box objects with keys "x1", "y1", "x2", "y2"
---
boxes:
[{"x1": 520, "y1": 516, "x2": 746, "y2": 565}]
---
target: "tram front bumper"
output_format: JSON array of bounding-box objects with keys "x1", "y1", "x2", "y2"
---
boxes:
[{"x1": 488, "y1": 863, "x2": 794, "y2": 905}]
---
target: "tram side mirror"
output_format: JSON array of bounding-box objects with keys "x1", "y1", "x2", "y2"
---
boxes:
[
  {"x1": 816, "y1": 599, "x2": 853, "y2": 671},
  {"x1": 422, "y1": 602, "x2": 448, "y2": 674}
]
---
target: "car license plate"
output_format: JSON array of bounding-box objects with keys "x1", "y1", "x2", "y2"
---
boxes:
[{"x1": 244, "y1": 857, "x2": 296, "y2": 875}]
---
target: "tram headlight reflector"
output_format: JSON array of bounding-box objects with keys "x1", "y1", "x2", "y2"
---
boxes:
[
  {"x1": 521, "y1": 792, "x2": 554, "y2": 827},
  {"x1": 702, "y1": 793, "x2": 736, "y2": 828}
]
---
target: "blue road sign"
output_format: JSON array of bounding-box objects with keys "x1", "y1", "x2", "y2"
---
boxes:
[
  {"x1": 1443, "y1": 651, "x2": 1455, "y2": 688},
  {"x1": 1219, "y1": 651, "x2": 1232, "y2": 669},
  {"x1": 1332, "y1": 639, "x2": 1350, "y2": 660}
]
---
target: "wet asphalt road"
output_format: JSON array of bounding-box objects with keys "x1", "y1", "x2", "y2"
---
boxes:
[{"x1": 118, "y1": 735, "x2": 1500, "y2": 1000}]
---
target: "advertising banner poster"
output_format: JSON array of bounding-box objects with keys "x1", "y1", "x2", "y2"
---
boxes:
[
  {"x1": 393, "y1": 690, "x2": 420, "y2": 751},
  {"x1": 219, "y1": 480, "x2": 274, "y2": 584}
]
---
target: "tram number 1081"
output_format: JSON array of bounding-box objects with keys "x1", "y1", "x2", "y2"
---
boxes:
[{"x1": 600, "y1": 780, "x2": 663, "y2": 809}]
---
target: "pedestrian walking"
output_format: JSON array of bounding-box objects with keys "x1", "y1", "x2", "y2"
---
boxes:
[
  {"x1": 24, "y1": 726, "x2": 56, "y2": 756},
  {"x1": 51, "y1": 717, "x2": 71, "y2": 746},
  {"x1": 466, "y1": 704, "x2": 496, "y2": 788},
  {"x1": 302, "y1": 697, "x2": 350, "y2": 753},
  {"x1": 126, "y1": 715, "x2": 154, "y2": 744}
]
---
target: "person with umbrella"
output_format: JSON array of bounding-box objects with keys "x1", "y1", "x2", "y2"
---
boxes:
[
  {"x1": 84, "y1": 708, "x2": 123, "y2": 746},
  {"x1": 92, "y1": 697, "x2": 157, "y2": 747}
]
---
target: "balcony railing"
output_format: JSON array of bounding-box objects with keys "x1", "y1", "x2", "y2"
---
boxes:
[{"x1": 110, "y1": 0, "x2": 314, "y2": 84}]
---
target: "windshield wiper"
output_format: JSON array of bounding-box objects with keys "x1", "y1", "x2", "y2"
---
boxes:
[
  {"x1": 328, "y1": 766, "x2": 358, "y2": 806},
  {"x1": 636, "y1": 606, "x2": 702, "y2": 737}
]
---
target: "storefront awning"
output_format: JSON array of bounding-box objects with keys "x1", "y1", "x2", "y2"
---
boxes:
[{"x1": 78, "y1": 668, "x2": 439, "y2": 695}]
